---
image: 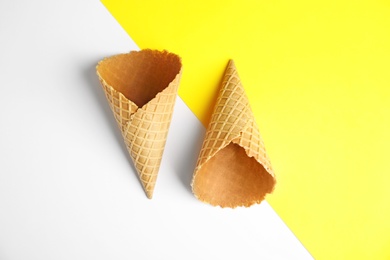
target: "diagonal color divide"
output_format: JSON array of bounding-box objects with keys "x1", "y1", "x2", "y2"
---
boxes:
[{"x1": 102, "y1": 0, "x2": 390, "y2": 259}]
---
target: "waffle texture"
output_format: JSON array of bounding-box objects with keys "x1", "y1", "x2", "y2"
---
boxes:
[
  {"x1": 96, "y1": 49, "x2": 182, "y2": 199},
  {"x1": 192, "y1": 60, "x2": 276, "y2": 208}
]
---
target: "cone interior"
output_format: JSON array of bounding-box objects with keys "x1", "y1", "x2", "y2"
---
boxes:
[
  {"x1": 96, "y1": 50, "x2": 182, "y2": 107},
  {"x1": 193, "y1": 143, "x2": 275, "y2": 207}
]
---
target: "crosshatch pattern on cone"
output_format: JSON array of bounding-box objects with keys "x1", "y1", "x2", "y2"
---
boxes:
[
  {"x1": 97, "y1": 49, "x2": 182, "y2": 199},
  {"x1": 192, "y1": 60, "x2": 276, "y2": 208}
]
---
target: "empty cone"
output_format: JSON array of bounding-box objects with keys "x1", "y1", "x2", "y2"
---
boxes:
[
  {"x1": 192, "y1": 60, "x2": 276, "y2": 208},
  {"x1": 96, "y1": 49, "x2": 182, "y2": 199}
]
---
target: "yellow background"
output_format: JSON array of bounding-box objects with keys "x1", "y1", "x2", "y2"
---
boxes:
[{"x1": 102, "y1": 0, "x2": 390, "y2": 258}]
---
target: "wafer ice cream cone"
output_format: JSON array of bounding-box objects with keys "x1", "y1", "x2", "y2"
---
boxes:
[
  {"x1": 96, "y1": 49, "x2": 182, "y2": 199},
  {"x1": 192, "y1": 60, "x2": 276, "y2": 208}
]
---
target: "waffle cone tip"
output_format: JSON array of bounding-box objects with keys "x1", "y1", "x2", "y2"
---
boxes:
[{"x1": 146, "y1": 191, "x2": 153, "y2": 199}]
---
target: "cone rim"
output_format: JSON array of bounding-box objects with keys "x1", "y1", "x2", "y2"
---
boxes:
[{"x1": 96, "y1": 49, "x2": 183, "y2": 112}]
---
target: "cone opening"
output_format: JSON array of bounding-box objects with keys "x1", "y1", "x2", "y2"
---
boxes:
[
  {"x1": 193, "y1": 143, "x2": 275, "y2": 207},
  {"x1": 97, "y1": 49, "x2": 181, "y2": 108}
]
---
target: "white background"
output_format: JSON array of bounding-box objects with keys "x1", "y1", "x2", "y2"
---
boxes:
[{"x1": 0, "y1": 1, "x2": 312, "y2": 259}]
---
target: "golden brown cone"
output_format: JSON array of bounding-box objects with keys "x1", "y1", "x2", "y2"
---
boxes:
[
  {"x1": 96, "y1": 49, "x2": 182, "y2": 199},
  {"x1": 191, "y1": 60, "x2": 276, "y2": 208}
]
